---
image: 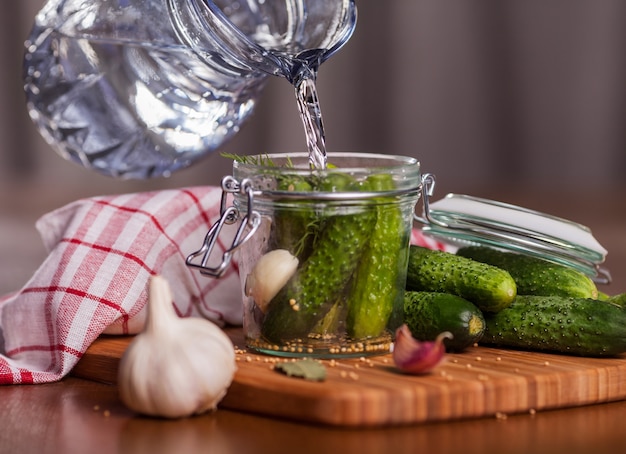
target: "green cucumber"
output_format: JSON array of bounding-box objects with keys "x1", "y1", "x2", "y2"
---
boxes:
[
  {"x1": 270, "y1": 176, "x2": 316, "y2": 260},
  {"x1": 597, "y1": 291, "x2": 610, "y2": 301},
  {"x1": 456, "y1": 246, "x2": 598, "y2": 299},
  {"x1": 606, "y1": 293, "x2": 626, "y2": 307},
  {"x1": 270, "y1": 172, "x2": 360, "y2": 261},
  {"x1": 406, "y1": 246, "x2": 517, "y2": 313},
  {"x1": 260, "y1": 179, "x2": 377, "y2": 343},
  {"x1": 346, "y1": 173, "x2": 408, "y2": 339},
  {"x1": 481, "y1": 295, "x2": 626, "y2": 357},
  {"x1": 403, "y1": 291, "x2": 486, "y2": 352}
]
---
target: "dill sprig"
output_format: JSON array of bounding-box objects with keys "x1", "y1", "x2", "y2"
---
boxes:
[{"x1": 220, "y1": 152, "x2": 298, "y2": 168}]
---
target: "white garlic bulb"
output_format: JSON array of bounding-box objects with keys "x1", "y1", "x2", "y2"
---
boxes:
[{"x1": 117, "y1": 275, "x2": 237, "y2": 418}]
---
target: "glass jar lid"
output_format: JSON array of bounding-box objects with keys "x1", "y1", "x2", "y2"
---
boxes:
[{"x1": 416, "y1": 181, "x2": 610, "y2": 284}]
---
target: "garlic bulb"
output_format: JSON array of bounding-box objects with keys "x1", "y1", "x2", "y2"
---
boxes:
[
  {"x1": 245, "y1": 249, "x2": 299, "y2": 312},
  {"x1": 118, "y1": 275, "x2": 237, "y2": 418}
]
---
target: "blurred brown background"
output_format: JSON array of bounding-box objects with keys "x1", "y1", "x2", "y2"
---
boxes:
[{"x1": 1, "y1": 0, "x2": 625, "y2": 294}]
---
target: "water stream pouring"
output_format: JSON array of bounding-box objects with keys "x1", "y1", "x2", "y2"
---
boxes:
[{"x1": 23, "y1": 0, "x2": 357, "y2": 178}]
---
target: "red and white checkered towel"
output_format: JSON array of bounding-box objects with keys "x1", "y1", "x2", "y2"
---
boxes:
[
  {"x1": 0, "y1": 187, "x2": 242, "y2": 385},
  {"x1": 0, "y1": 186, "x2": 447, "y2": 385}
]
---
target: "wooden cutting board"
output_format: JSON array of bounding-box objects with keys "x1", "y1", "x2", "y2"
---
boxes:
[{"x1": 71, "y1": 328, "x2": 626, "y2": 427}]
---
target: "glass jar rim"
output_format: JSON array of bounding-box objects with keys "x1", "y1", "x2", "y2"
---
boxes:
[
  {"x1": 233, "y1": 151, "x2": 418, "y2": 171},
  {"x1": 231, "y1": 152, "x2": 422, "y2": 201}
]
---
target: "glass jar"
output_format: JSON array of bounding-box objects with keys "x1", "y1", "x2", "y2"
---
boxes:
[
  {"x1": 23, "y1": 0, "x2": 357, "y2": 178},
  {"x1": 187, "y1": 152, "x2": 423, "y2": 358}
]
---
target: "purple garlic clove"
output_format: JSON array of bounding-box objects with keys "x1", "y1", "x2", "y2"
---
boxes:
[{"x1": 392, "y1": 324, "x2": 452, "y2": 374}]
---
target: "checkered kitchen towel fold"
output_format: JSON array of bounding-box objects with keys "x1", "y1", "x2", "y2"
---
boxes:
[
  {"x1": 0, "y1": 186, "x2": 447, "y2": 385},
  {"x1": 0, "y1": 187, "x2": 242, "y2": 385}
]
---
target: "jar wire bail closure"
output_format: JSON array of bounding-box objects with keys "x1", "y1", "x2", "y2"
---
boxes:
[{"x1": 186, "y1": 176, "x2": 261, "y2": 278}]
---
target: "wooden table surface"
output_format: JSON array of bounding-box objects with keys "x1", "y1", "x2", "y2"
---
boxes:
[
  {"x1": 1, "y1": 185, "x2": 625, "y2": 454},
  {"x1": 1, "y1": 377, "x2": 626, "y2": 454}
]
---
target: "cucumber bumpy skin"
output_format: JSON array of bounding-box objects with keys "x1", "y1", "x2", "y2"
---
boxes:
[
  {"x1": 346, "y1": 173, "x2": 409, "y2": 339},
  {"x1": 270, "y1": 172, "x2": 359, "y2": 262},
  {"x1": 456, "y1": 246, "x2": 598, "y2": 299},
  {"x1": 406, "y1": 246, "x2": 517, "y2": 313},
  {"x1": 270, "y1": 176, "x2": 316, "y2": 260},
  {"x1": 481, "y1": 295, "x2": 626, "y2": 357},
  {"x1": 260, "y1": 196, "x2": 376, "y2": 343},
  {"x1": 404, "y1": 291, "x2": 486, "y2": 352}
]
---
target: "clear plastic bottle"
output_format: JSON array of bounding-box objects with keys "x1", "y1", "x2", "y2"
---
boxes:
[{"x1": 23, "y1": 0, "x2": 357, "y2": 178}]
